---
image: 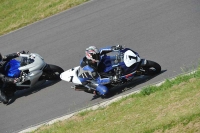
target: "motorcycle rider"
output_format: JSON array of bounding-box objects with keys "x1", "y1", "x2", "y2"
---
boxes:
[
  {"x1": 0, "y1": 52, "x2": 22, "y2": 104},
  {"x1": 75, "y1": 45, "x2": 124, "y2": 97}
]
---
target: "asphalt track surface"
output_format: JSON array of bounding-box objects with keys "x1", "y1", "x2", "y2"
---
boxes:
[{"x1": 0, "y1": 0, "x2": 200, "y2": 132}]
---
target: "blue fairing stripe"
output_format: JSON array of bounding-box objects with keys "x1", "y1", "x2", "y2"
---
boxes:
[
  {"x1": 79, "y1": 77, "x2": 90, "y2": 83},
  {"x1": 83, "y1": 65, "x2": 94, "y2": 71},
  {"x1": 97, "y1": 77, "x2": 110, "y2": 85}
]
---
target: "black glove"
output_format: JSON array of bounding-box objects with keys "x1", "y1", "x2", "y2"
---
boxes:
[
  {"x1": 116, "y1": 45, "x2": 122, "y2": 49},
  {"x1": 2, "y1": 77, "x2": 18, "y2": 84},
  {"x1": 17, "y1": 51, "x2": 27, "y2": 56},
  {"x1": 112, "y1": 45, "x2": 122, "y2": 50}
]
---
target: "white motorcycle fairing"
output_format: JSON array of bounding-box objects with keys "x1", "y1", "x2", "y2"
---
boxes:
[
  {"x1": 15, "y1": 53, "x2": 47, "y2": 88},
  {"x1": 60, "y1": 66, "x2": 82, "y2": 85},
  {"x1": 19, "y1": 53, "x2": 46, "y2": 72}
]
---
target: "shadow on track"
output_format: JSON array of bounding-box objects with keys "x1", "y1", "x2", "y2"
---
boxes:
[
  {"x1": 6, "y1": 80, "x2": 62, "y2": 105},
  {"x1": 91, "y1": 70, "x2": 167, "y2": 100}
]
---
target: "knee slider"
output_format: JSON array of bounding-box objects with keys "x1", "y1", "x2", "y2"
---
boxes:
[{"x1": 96, "y1": 85, "x2": 108, "y2": 95}]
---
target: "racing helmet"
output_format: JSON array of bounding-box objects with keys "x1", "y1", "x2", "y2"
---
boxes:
[{"x1": 85, "y1": 46, "x2": 100, "y2": 62}]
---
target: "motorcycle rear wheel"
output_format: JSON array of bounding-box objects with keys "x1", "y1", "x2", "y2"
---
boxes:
[
  {"x1": 43, "y1": 64, "x2": 64, "y2": 80},
  {"x1": 141, "y1": 60, "x2": 161, "y2": 75}
]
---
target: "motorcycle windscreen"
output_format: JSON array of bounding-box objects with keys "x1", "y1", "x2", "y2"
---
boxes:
[{"x1": 4, "y1": 59, "x2": 21, "y2": 78}]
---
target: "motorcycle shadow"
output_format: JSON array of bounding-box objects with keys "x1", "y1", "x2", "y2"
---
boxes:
[
  {"x1": 7, "y1": 80, "x2": 62, "y2": 105},
  {"x1": 91, "y1": 70, "x2": 166, "y2": 100}
]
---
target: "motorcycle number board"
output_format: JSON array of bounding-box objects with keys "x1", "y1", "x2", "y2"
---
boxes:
[{"x1": 124, "y1": 50, "x2": 138, "y2": 67}]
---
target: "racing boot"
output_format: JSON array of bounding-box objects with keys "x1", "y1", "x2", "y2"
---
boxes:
[
  {"x1": 0, "y1": 89, "x2": 9, "y2": 104},
  {"x1": 71, "y1": 85, "x2": 88, "y2": 91},
  {"x1": 72, "y1": 85, "x2": 95, "y2": 94}
]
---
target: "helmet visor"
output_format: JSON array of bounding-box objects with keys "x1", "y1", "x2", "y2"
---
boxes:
[{"x1": 92, "y1": 53, "x2": 100, "y2": 62}]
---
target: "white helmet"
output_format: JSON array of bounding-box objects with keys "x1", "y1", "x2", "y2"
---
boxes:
[{"x1": 85, "y1": 46, "x2": 100, "y2": 62}]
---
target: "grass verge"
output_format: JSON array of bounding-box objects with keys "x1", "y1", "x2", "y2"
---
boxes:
[
  {"x1": 32, "y1": 68, "x2": 200, "y2": 133},
  {"x1": 0, "y1": 0, "x2": 88, "y2": 36}
]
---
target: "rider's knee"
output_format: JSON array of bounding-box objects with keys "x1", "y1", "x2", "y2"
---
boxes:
[{"x1": 96, "y1": 85, "x2": 108, "y2": 95}]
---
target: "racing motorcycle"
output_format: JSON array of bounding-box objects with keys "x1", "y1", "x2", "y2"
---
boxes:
[
  {"x1": 1, "y1": 51, "x2": 64, "y2": 103},
  {"x1": 60, "y1": 46, "x2": 161, "y2": 97}
]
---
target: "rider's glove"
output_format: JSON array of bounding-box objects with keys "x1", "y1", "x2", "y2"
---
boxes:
[
  {"x1": 17, "y1": 50, "x2": 26, "y2": 56},
  {"x1": 14, "y1": 77, "x2": 22, "y2": 83},
  {"x1": 112, "y1": 45, "x2": 122, "y2": 51},
  {"x1": 116, "y1": 45, "x2": 122, "y2": 49}
]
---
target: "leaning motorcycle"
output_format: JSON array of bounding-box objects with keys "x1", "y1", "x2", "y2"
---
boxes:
[
  {"x1": 0, "y1": 52, "x2": 64, "y2": 103},
  {"x1": 60, "y1": 46, "x2": 161, "y2": 98}
]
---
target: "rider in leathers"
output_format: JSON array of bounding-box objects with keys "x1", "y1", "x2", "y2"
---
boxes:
[
  {"x1": 0, "y1": 52, "x2": 21, "y2": 104},
  {"x1": 77, "y1": 45, "x2": 124, "y2": 97}
]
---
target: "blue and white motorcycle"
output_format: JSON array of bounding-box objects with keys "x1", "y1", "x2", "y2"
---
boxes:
[{"x1": 60, "y1": 46, "x2": 161, "y2": 97}]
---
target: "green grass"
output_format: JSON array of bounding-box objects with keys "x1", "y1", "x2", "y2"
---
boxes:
[
  {"x1": 32, "y1": 68, "x2": 200, "y2": 133},
  {"x1": 0, "y1": 0, "x2": 88, "y2": 36}
]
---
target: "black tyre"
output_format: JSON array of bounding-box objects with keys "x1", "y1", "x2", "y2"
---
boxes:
[
  {"x1": 142, "y1": 60, "x2": 161, "y2": 75},
  {"x1": 43, "y1": 64, "x2": 64, "y2": 80}
]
